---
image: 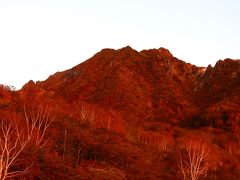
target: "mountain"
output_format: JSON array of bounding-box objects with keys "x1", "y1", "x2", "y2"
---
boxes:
[
  {"x1": 1, "y1": 47, "x2": 240, "y2": 179},
  {"x1": 37, "y1": 47, "x2": 202, "y2": 124},
  {"x1": 26, "y1": 46, "x2": 240, "y2": 129}
]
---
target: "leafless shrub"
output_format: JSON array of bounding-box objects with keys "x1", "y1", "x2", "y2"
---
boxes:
[
  {"x1": 79, "y1": 105, "x2": 125, "y2": 133},
  {"x1": 137, "y1": 129, "x2": 174, "y2": 153}
]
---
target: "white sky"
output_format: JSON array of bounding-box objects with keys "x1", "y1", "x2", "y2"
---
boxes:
[{"x1": 0, "y1": 0, "x2": 240, "y2": 89}]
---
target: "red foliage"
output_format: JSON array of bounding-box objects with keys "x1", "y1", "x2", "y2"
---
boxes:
[{"x1": 0, "y1": 47, "x2": 240, "y2": 178}]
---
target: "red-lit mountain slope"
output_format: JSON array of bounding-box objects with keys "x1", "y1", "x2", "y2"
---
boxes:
[
  {"x1": 34, "y1": 47, "x2": 205, "y2": 125},
  {"x1": 14, "y1": 47, "x2": 240, "y2": 179},
  {"x1": 194, "y1": 58, "x2": 240, "y2": 129}
]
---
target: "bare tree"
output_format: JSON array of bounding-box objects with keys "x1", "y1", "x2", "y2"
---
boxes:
[
  {"x1": 24, "y1": 106, "x2": 52, "y2": 148},
  {"x1": 0, "y1": 106, "x2": 51, "y2": 179},
  {"x1": 80, "y1": 106, "x2": 95, "y2": 126},
  {"x1": 178, "y1": 139, "x2": 209, "y2": 180},
  {"x1": 80, "y1": 106, "x2": 88, "y2": 122},
  {"x1": 76, "y1": 145, "x2": 87, "y2": 166},
  {"x1": 0, "y1": 120, "x2": 31, "y2": 179}
]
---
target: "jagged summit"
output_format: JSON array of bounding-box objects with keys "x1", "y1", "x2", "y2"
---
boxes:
[{"x1": 93, "y1": 46, "x2": 174, "y2": 63}]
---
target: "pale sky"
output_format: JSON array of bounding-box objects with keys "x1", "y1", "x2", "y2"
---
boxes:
[{"x1": 0, "y1": 0, "x2": 239, "y2": 89}]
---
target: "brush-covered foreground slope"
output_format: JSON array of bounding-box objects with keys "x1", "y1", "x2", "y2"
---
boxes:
[{"x1": 1, "y1": 47, "x2": 240, "y2": 179}]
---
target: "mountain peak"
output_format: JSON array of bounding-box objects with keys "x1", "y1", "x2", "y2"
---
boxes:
[
  {"x1": 157, "y1": 47, "x2": 174, "y2": 58},
  {"x1": 213, "y1": 59, "x2": 240, "y2": 73},
  {"x1": 119, "y1": 45, "x2": 134, "y2": 51}
]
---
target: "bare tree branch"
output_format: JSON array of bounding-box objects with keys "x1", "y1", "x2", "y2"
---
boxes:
[
  {"x1": 0, "y1": 105, "x2": 52, "y2": 179},
  {"x1": 178, "y1": 139, "x2": 209, "y2": 180}
]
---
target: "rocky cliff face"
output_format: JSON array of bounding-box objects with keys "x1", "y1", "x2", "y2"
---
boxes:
[
  {"x1": 194, "y1": 59, "x2": 240, "y2": 129},
  {"x1": 195, "y1": 59, "x2": 240, "y2": 106}
]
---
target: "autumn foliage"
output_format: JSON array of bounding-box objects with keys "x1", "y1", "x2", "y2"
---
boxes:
[{"x1": 0, "y1": 47, "x2": 240, "y2": 179}]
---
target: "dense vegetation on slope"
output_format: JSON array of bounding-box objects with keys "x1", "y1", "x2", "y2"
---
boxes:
[{"x1": 0, "y1": 47, "x2": 240, "y2": 179}]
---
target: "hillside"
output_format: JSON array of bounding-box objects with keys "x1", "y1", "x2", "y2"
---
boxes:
[{"x1": 0, "y1": 47, "x2": 240, "y2": 179}]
